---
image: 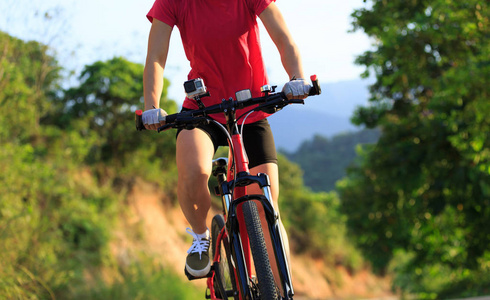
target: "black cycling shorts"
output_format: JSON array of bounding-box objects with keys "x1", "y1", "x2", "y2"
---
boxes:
[{"x1": 176, "y1": 114, "x2": 277, "y2": 169}]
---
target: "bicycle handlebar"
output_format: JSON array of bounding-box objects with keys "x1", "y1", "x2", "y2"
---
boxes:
[{"x1": 135, "y1": 75, "x2": 321, "y2": 132}]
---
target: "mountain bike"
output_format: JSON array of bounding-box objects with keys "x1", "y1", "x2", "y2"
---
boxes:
[{"x1": 135, "y1": 75, "x2": 321, "y2": 299}]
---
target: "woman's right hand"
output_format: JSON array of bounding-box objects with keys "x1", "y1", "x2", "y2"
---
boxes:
[{"x1": 143, "y1": 108, "x2": 168, "y2": 130}]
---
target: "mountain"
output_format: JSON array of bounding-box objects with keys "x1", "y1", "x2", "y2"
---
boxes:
[
  {"x1": 269, "y1": 78, "x2": 373, "y2": 151},
  {"x1": 268, "y1": 106, "x2": 358, "y2": 151}
]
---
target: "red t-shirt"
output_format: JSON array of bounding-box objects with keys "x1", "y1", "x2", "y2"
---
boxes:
[{"x1": 147, "y1": 0, "x2": 275, "y2": 124}]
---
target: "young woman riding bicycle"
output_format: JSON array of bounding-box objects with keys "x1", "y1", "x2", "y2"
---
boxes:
[{"x1": 142, "y1": 0, "x2": 312, "y2": 284}]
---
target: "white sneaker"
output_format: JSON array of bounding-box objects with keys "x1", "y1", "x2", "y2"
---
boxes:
[{"x1": 185, "y1": 228, "x2": 211, "y2": 277}]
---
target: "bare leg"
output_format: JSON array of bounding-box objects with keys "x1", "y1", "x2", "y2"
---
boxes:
[{"x1": 176, "y1": 129, "x2": 215, "y2": 234}]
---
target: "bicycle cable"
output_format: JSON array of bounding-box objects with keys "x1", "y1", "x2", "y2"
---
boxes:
[
  {"x1": 210, "y1": 119, "x2": 237, "y2": 199},
  {"x1": 239, "y1": 110, "x2": 255, "y2": 136}
]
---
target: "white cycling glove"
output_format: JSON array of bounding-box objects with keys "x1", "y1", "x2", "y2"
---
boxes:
[
  {"x1": 142, "y1": 108, "x2": 167, "y2": 125},
  {"x1": 282, "y1": 78, "x2": 311, "y2": 99}
]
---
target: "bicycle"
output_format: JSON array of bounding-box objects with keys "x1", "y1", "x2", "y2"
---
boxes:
[{"x1": 135, "y1": 75, "x2": 321, "y2": 299}]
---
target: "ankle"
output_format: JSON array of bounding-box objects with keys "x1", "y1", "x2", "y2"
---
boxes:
[
  {"x1": 195, "y1": 228, "x2": 210, "y2": 240},
  {"x1": 187, "y1": 227, "x2": 210, "y2": 239}
]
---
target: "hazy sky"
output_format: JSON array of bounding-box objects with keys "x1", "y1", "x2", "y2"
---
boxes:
[{"x1": 1, "y1": 0, "x2": 372, "y2": 103}]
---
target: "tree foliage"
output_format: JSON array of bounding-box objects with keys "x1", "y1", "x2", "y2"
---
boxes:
[
  {"x1": 286, "y1": 129, "x2": 380, "y2": 192},
  {"x1": 277, "y1": 155, "x2": 363, "y2": 273},
  {"x1": 0, "y1": 31, "x2": 114, "y2": 299},
  {"x1": 339, "y1": 0, "x2": 489, "y2": 297},
  {"x1": 54, "y1": 57, "x2": 178, "y2": 166},
  {"x1": 0, "y1": 31, "x2": 61, "y2": 142},
  {"x1": 0, "y1": 32, "x2": 191, "y2": 298}
]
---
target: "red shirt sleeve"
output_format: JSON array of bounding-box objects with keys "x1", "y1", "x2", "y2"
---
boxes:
[
  {"x1": 147, "y1": 0, "x2": 178, "y2": 27},
  {"x1": 247, "y1": 0, "x2": 276, "y2": 16}
]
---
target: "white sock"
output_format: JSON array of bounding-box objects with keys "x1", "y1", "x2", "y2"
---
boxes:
[{"x1": 196, "y1": 228, "x2": 210, "y2": 240}]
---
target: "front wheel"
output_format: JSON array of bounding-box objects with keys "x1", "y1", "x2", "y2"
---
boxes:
[{"x1": 242, "y1": 201, "x2": 278, "y2": 300}]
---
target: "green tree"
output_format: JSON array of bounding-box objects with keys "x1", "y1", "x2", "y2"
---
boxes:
[
  {"x1": 0, "y1": 32, "x2": 194, "y2": 299},
  {"x1": 286, "y1": 129, "x2": 380, "y2": 192},
  {"x1": 339, "y1": 0, "x2": 489, "y2": 297},
  {"x1": 0, "y1": 31, "x2": 114, "y2": 299},
  {"x1": 0, "y1": 31, "x2": 61, "y2": 142},
  {"x1": 277, "y1": 155, "x2": 363, "y2": 272},
  {"x1": 55, "y1": 57, "x2": 178, "y2": 171}
]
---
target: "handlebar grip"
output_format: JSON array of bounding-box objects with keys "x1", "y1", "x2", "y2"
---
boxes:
[
  {"x1": 135, "y1": 110, "x2": 145, "y2": 131},
  {"x1": 308, "y1": 75, "x2": 322, "y2": 96}
]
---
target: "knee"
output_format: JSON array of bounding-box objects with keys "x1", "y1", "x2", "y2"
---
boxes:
[{"x1": 178, "y1": 167, "x2": 209, "y2": 189}]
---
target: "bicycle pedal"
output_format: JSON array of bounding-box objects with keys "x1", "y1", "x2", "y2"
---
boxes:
[{"x1": 184, "y1": 265, "x2": 214, "y2": 281}]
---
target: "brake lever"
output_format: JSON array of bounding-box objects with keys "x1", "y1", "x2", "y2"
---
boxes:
[
  {"x1": 157, "y1": 124, "x2": 174, "y2": 133},
  {"x1": 157, "y1": 116, "x2": 210, "y2": 133}
]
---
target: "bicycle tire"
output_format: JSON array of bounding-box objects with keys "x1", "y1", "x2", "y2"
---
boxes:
[
  {"x1": 242, "y1": 201, "x2": 278, "y2": 300},
  {"x1": 211, "y1": 214, "x2": 238, "y2": 300}
]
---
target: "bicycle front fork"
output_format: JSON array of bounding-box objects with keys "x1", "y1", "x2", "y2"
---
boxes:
[{"x1": 217, "y1": 171, "x2": 294, "y2": 299}]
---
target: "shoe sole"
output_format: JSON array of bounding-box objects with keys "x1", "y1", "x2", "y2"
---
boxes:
[{"x1": 185, "y1": 260, "x2": 211, "y2": 278}]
